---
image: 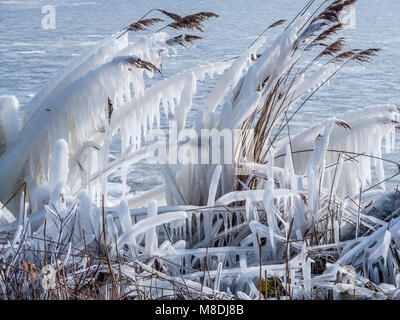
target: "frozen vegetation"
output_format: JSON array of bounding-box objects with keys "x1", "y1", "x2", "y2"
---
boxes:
[{"x1": 0, "y1": 0, "x2": 400, "y2": 300}]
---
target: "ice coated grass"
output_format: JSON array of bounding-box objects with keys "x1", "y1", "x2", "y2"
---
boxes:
[{"x1": 0, "y1": 0, "x2": 400, "y2": 300}]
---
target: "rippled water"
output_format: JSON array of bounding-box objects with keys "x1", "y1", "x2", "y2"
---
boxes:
[{"x1": 0, "y1": 0, "x2": 399, "y2": 192}]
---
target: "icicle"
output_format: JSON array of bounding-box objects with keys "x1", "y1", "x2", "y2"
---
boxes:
[
  {"x1": 284, "y1": 144, "x2": 295, "y2": 189},
  {"x1": 188, "y1": 211, "x2": 193, "y2": 244},
  {"x1": 49, "y1": 182, "x2": 68, "y2": 212},
  {"x1": 22, "y1": 34, "x2": 129, "y2": 126},
  {"x1": 369, "y1": 230, "x2": 391, "y2": 268}
]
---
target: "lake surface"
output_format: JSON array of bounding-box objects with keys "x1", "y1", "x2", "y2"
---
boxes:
[{"x1": 0, "y1": 0, "x2": 399, "y2": 193}]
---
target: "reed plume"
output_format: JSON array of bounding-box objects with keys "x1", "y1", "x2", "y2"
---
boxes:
[
  {"x1": 126, "y1": 57, "x2": 163, "y2": 75},
  {"x1": 107, "y1": 98, "x2": 113, "y2": 124},
  {"x1": 157, "y1": 12, "x2": 219, "y2": 32},
  {"x1": 2, "y1": 0, "x2": 398, "y2": 302},
  {"x1": 352, "y1": 48, "x2": 381, "y2": 64},
  {"x1": 319, "y1": 38, "x2": 346, "y2": 57},
  {"x1": 313, "y1": 0, "x2": 358, "y2": 24}
]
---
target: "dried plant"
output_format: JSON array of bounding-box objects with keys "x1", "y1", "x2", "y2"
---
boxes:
[
  {"x1": 268, "y1": 19, "x2": 287, "y2": 29},
  {"x1": 331, "y1": 49, "x2": 360, "y2": 63}
]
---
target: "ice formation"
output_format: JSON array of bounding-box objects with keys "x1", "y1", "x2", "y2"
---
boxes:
[
  {"x1": 0, "y1": 95, "x2": 20, "y2": 155},
  {"x1": 1, "y1": 0, "x2": 400, "y2": 300}
]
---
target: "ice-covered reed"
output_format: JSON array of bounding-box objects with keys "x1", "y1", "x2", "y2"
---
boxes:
[{"x1": 0, "y1": 0, "x2": 400, "y2": 300}]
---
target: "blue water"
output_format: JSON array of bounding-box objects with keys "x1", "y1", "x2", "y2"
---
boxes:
[{"x1": 0, "y1": 0, "x2": 399, "y2": 192}]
